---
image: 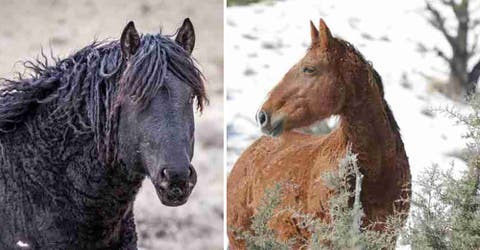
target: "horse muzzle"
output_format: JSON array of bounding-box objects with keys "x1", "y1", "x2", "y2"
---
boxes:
[
  {"x1": 152, "y1": 165, "x2": 197, "y2": 207},
  {"x1": 257, "y1": 110, "x2": 285, "y2": 137}
]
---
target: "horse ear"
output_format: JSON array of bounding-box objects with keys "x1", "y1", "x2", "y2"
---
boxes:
[
  {"x1": 175, "y1": 18, "x2": 195, "y2": 55},
  {"x1": 310, "y1": 20, "x2": 319, "y2": 45},
  {"x1": 319, "y1": 19, "x2": 333, "y2": 49},
  {"x1": 120, "y1": 21, "x2": 140, "y2": 60}
]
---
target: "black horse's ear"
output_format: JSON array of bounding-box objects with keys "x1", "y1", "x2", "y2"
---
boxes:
[
  {"x1": 175, "y1": 18, "x2": 195, "y2": 55},
  {"x1": 120, "y1": 21, "x2": 140, "y2": 60}
]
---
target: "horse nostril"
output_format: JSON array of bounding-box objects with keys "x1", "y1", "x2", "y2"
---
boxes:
[
  {"x1": 257, "y1": 110, "x2": 269, "y2": 127},
  {"x1": 188, "y1": 165, "x2": 195, "y2": 178},
  {"x1": 161, "y1": 168, "x2": 168, "y2": 179}
]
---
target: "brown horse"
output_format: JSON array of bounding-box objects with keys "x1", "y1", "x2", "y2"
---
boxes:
[{"x1": 227, "y1": 19, "x2": 411, "y2": 249}]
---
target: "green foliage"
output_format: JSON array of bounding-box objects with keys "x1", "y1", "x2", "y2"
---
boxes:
[
  {"x1": 302, "y1": 147, "x2": 404, "y2": 250},
  {"x1": 235, "y1": 147, "x2": 405, "y2": 249},
  {"x1": 405, "y1": 164, "x2": 480, "y2": 250},
  {"x1": 235, "y1": 183, "x2": 294, "y2": 250},
  {"x1": 307, "y1": 149, "x2": 365, "y2": 249},
  {"x1": 405, "y1": 95, "x2": 480, "y2": 250}
]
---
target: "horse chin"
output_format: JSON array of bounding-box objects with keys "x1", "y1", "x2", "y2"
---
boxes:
[
  {"x1": 160, "y1": 196, "x2": 189, "y2": 207},
  {"x1": 155, "y1": 189, "x2": 190, "y2": 207},
  {"x1": 151, "y1": 180, "x2": 194, "y2": 207}
]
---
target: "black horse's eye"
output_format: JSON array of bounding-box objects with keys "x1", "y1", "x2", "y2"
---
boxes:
[
  {"x1": 159, "y1": 85, "x2": 168, "y2": 94},
  {"x1": 302, "y1": 66, "x2": 315, "y2": 74}
]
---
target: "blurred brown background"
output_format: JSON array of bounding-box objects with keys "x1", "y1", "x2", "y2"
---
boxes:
[{"x1": 0, "y1": 0, "x2": 224, "y2": 249}]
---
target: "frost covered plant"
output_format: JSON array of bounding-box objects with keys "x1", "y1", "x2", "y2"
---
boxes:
[
  {"x1": 301, "y1": 147, "x2": 404, "y2": 250},
  {"x1": 237, "y1": 147, "x2": 405, "y2": 250},
  {"x1": 304, "y1": 148, "x2": 366, "y2": 249},
  {"x1": 405, "y1": 95, "x2": 480, "y2": 250},
  {"x1": 405, "y1": 164, "x2": 480, "y2": 250},
  {"x1": 234, "y1": 183, "x2": 293, "y2": 250}
]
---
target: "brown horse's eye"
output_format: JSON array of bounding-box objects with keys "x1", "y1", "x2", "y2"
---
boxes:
[{"x1": 302, "y1": 66, "x2": 315, "y2": 74}]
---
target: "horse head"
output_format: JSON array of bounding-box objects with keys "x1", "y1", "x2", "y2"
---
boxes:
[
  {"x1": 116, "y1": 20, "x2": 205, "y2": 207},
  {"x1": 257, "y1": 19, "x2": 348, "y2": 137}
]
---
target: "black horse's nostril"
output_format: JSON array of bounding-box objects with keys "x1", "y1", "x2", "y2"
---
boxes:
[
  {"x1": 257, "y1": 110, "x2": 269, "y2": 127},
  {"x1": 188, "y1": 165, "x2": 196, "y2": 178}
]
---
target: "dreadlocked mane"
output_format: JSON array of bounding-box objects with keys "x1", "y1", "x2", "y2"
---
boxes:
[{"x1": 0, "y1": 33, "x2": 206, "y2": 164}]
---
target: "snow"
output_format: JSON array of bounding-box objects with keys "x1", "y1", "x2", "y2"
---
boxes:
[
  {"x1": 226, "y1": 0, "x2": 472, "y2": 172},
  {"x1": 226, "y1": 0, "x2": 476, "y2": 248},
  {"x1": 16, "y1": 240, "x2": 29, "y2": 248}
]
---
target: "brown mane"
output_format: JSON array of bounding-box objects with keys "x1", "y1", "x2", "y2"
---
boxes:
[{"x1": 336, "y1": 38, "x2": 401, "y2": 134}]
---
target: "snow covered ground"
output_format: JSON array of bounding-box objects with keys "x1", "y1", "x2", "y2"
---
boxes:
[
  {"x1": 226, "y1": 0, "x2": 473, "y2": 175},
  {"x1": 226, "y1": 0, "x2": 475, "y2": 248}
]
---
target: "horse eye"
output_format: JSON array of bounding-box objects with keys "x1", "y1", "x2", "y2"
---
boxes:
[
  {"x1": 160, "y1": 85, "x2": 168, "y2": 93},
  {"x1": 302, "y1": 67, "x2": 315, "y2": 74}
]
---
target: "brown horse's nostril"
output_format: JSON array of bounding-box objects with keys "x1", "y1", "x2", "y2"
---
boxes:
[{"x1": 257, "y1": 110, "x2": 269, "y2": 127}]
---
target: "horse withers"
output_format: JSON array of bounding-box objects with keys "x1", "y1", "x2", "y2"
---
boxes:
[
  {"x1": 0, "y1": 19, "x2": 206, "y2": 249},
  {"x1": 227, "y1": 19, "x2": 410, "y2": 249}
]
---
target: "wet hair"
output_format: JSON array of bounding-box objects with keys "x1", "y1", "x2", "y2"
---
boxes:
[{"x1": 0, "y1": 32, "x2": 207, "y2": 163}]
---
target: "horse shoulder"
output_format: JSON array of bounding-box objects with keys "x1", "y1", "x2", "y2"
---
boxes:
[
  {"x1": 301, "y1": 129, "x2": 349, "y2": 215},
  {"x1": 228, "y1": 136, "x2": 276, "y2": 208}
]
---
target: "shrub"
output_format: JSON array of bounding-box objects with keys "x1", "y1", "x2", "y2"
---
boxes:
[
  {"x1": 405, "y1": 95, "x2": 480, "y2": 250},
  {"x1": 301, "y1": 147, "x2": 404, "y2": 250},
  {"x1": 234, "y1": 183, "x2": 293, "y2": 250}
]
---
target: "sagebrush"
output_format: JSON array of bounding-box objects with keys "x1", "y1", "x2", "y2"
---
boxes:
[{"x1": 405, "y1": 95, "x2": 480, "y2": 250}]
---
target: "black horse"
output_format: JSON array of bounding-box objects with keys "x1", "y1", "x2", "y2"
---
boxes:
[{"x1": 0, "y1": 19, "x2": 206, "y2": 249}]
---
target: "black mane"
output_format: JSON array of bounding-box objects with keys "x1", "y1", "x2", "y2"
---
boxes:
[{"x1": 0, "y1": 33, "x2": 207, "y2": 163}]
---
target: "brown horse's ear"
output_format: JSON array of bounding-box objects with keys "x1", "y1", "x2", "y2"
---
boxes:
[
  {"x1": 310, "y1": 20, "x2": 319, "y2": 45},
  {"x1": 175, "y1": 18, "x2": 195, "y2": 55},
  {"x1": 319, "y1": 19, "x2": 333, "y2": 49},
  {"x1": 120, "y1": 21, "x2": 141, "y2": 60}
]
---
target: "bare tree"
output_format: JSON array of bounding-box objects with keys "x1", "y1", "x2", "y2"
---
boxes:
[{"x1": 422, "y1": 0, "x2": 480, "y2": 97}]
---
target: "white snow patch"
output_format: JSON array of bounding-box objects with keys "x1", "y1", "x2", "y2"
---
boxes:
[{"x1": 16, "y1": 240, "x2": 29, "y2": 248}]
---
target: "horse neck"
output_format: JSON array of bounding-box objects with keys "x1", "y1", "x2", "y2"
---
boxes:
[
  {"x1": 337, "y1": 68, "x2": 400, "y2": 178},
  {"x1": 1, "y1": 105, "x2": 144, "y2": 214}
]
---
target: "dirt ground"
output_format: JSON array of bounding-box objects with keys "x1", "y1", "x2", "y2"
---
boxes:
[{"x1": 0, "y1": 0, "x2": 224, "y2": 249}]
